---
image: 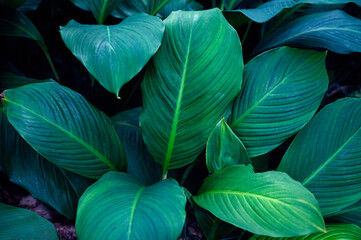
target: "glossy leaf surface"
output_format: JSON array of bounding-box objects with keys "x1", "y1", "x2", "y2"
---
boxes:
[
  {"x1": 0, "y1": 111, "x2": 93, "y2": 219},
  {"x1": 112, "y1": 107, "x2": 162, "y2": 185},
  {"x1": 278, "y1": 98, "x2": 361, "y2": 216},
  {"x1": 250, "y1": 224, "x2": 361, "y2": 239},
  {"x1": 233, "y1": 0, "x2": 361, "y2": 23},
  {"x1": 1, "y1": 82, "x2": 126, "y2": 179},
  {"x1": 76, "y1": 171, "x2": 186, "y2": 240},
  {"x1": 0, "y1": 203, "x2": 58, "y2": 240},
  {"x1": 255, "y1": 10, "x2": 361, "y2": 54},
  {"x1": 193, "y1": 165, "x2": 325, "y2": 237},
  {"x1": 230, "y1": 47, "x2": 328, "y2": 157},
  {"x1": 60, "y1": 15, "x2": 164, "y2": 97},
  {"x1": 206, "y1": 119, "x2": 251, "y2": 173},
  {"x1": 140, "y1": 9, "x2": 243, "y2": 172}
]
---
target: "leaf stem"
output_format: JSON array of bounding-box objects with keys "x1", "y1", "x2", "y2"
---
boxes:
[
  {"x1": 180, "y1": 162, "x2": 196, "y2": 186},
  {"x1": 212, "y1": 0, "x2": 216, "y2": 8},
  {"x1": 37, "y1": 40, "x2": 60, "y2": 82},
  {"x1": 242, "y1": 21, "x2": 252, "y2": 44}
]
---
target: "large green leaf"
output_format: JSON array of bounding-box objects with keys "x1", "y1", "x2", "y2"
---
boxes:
[
  {"x1": 250, "y1": 224, "x2": 361, "y2": 239},
  {"x1": 112, "y1": 107, "x2": 162, "y2": 185},
  {"x1": 193, "y1": 165, "x2": 325, "y2": 237},
  {"x1": 76, "y1": 171, "x2": 186, "y2": 240},
  {"x1": 0, "y1": 203, "x2": 59, "y2": 240},
  {"x1": 255, "y1": 10, "x2": 361, "y2": 54},
  {"x1": 0, "y1": 82, "x2": 126, "y2": 179},
  {"x1": 328, "y1": 200, "x2": 361, "y2": 227},
  {"x1": 140, "y1": 9, "x2": 243, "y2": 175},
  {"x1": 0, "y1": 111, "x2": 93, "y2": 219},
  {"x1": 0, "y1": 6, "x2": 58, "y2": 80},
  {"x1": 60, "y1": 14, "x2": 164, "y2": 97},
  {"x1": 206, "y1": 118, "x2": 251, "y2": 173},
  {"x1": 230, "y1": 0, "x2": 361, "y2": 23},
  {"x1": 70, "y1": 0, "x2": 123, "y2": 24},
  {"x1": 230, "y1": 47, "x2": 328, "y2": 158},
  {"x1": 278, "y1": 98, "x2": 361, "y2": 216}
]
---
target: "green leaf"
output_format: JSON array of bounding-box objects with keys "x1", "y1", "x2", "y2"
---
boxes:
[
  {"x1": 278, "y1": 98, "x2": 361, "y2": 216},
  {"x1": 60, "y1": 14, "x2": 164, "y2": 97},
  {"x1": 206, "y1": 118, "x2": 251, "y2": 173},
  {"x1": 18, "y1": 0, "x2": 42, "y2": 11},
  {"x1": 157, "y1": 0, "x2": 203, "y2": 18},
  {"x1": 255, "y1": 10, "x2": 361, "y2": 54},
  {"x1": 1, "y1": 82, "x2": 126, "y2": 179},
  {"x1": 76, "y1": 171, "x2": 186, "y2": 240},
  {"x1": 230, "y1": 47, "x2": 328, "y2": 158},
  {"x1": 0, "y1": 203, "x2": 59, "y2": 240},
  {"x1": 231, "y1": 0, "x2": 361, "y2": 23},
  {"x1": 0, "y1": 72, "x2": 51, "y2": 92},
  {"x1": 0, "y1": 6, "x2": 58, "y2": 80},
  {"x1": 328, "y1": 200, "x2": 361, "y2": 227},
  {"x1": 193, "y1": 165, "x2": 325, "y2": 237},
  {"x1": 0, "y1": 111, "x2": 93, "y2": 219},
  {"x1": 112, "y1": 107, "x2": 162, "y2": 185},
  {"x1": 250, "y1": 224, "x2": 361, "y2": 239},
  {"x1": 225, "y1": 0, "x2": 244, "y2": 10},
  {"x1": 140, "y1": 9, "x2": 243, "y2": 174},
  {"x1": 70, "y1": 0, "x2": 124, "y2": 24}
]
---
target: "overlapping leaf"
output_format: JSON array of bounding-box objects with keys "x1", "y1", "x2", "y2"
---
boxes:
[
  {"x1": 328, "y1": 200, "x2": 361, "y2": 227},
  {"x1": 0, "y1": 111, "x2": 93, "y2": 219},
  {"x1": 250, "y1": 224, "x2": 361, "y2": 239},
  {"x1": 0, "y1": 72, "x2": 50, "y2": 92},
  {"x1": 76, "y1": 171, "x2": 186, "y2": 240},
  {"x1": 278, "y1": 98, "x2": 361, "y2": 216},
  {"x1": 255, "y1": 10, "x2": 361, "y2": 54},
  {"x1": 206, "y1": 119, "x2": 251, "y2": 173},
  {"x1": 140, "y1": 9, "x2": 244, "y2": 173},
  {"x1": 230, "y1": 47, "x2": 328, "y2": 157},
  {"x1": 112, "y1": 107, "x2": 162, "y2": 185},
  {"x1": 1, "y1": 82, "x2": 126, "y2": 179},
  {"x1": 193, "y1": 165, "x2": 325, "y2": 237},
  {"x1": 0, "y1": 203, "x2": 58, "y2": 240},
  {"x1": 60, "y1": 14, "x2": 164, "y2": 97}
]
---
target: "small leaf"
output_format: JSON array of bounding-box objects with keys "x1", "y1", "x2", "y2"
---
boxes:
[
  {"x1": 255, "y1": 10, "x2": 361, "y2": 54},
  {"x1": 0, "y1": 111, "x2": 93, "y2": 219},
  {"x1": 230, "y1": 47, "x2": 328, "y2": 157},
  {"x1": 193, "y1": 165, "x2": 325, "y2": 237},
  {"x1": 60, "y1": 14, "x2": 164, "y2": 97},
  {"x1": 206, "y1": 118, "x2": 251, "y2": 173},
  {"x1": 250, "y1": 224, "x2": 361, "y2": 239},
  {"x1": 0, "y1": 203, "x2": 59, "y2": 240},
  {"x1": 1, "y1": 82, "x2": 126, "y2": 179},
  {"x1": 112, "y1": 107, "x2": 162, "y2": 185},
  {"x1": 278, "y1": 98, "x2": 361, "y2": 216},
  {"x1": 76, "y1": 171, "x2": 186, "y2": 240}
]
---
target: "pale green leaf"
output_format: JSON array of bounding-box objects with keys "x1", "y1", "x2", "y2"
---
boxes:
[
  {"x1": 206, "y1": 118, "x2": 251, "y2": 173},
  {"x1": 60, "y1": 14, "x2": 164, "y2": 97},
  {"x1": 255, "y1": 10, "x2": 361, "y2": 54},
  {"x1": 1, "y1": 82, "x2": 126, "y2": 179},
  {"x1": 193, "y1": 165, "x2": 325, "y2": 237},
  {"x1": 76, "y1": 171, "x2": 186, "y2": 240},
  {"x1": 230, "y1": 47, "x2": 328, "y2": 157},
  {"x1": 0, "y1": 203, "x2": 59, "y2": 240},
  {"x1": 278, "y1": 98, "x2": 361, "y2": 216},
  {"x1": 140, "y1": 9, "x2": 243, "y2": 174},
  {"x1": 250, "y1": 224, "x2": 361, "y2": 239}
]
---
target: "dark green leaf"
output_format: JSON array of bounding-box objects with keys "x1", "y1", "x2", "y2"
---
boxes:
[
  {"x1": 0, "y1": 111, "x2": 93, "y2": 219},
  {"x1": 230, "y1": 47, "x2": 328, "y2": 157},
  {"x1": 193, "y1": 165, "x2": 325, "y2": 237},
  {"x1": 1, "y1": 82, "x2": 126, "y2": 179},
  {"x1": 328, "y1": 200, "x2": 361, "y2": 227},
  {"x1": 278, "y1": 98, "x2": 361, "y2": 216},
  {"x1": 112, "y1": 107, "x2": 162, "y2": 185},
  {"x1": 60, "y1": 14, "x2": 164, "y2": 97},
  {"x1": 225, "y1": 0, "x2": 244, "y2": 10},
  {"x1": 250, "y1": 224, "x2": 361, "y2": 239},
  {"x1": 0, "y1": 203, "x2": 58, "y2": 240},
  {"x1": 140, "y1": 9, "x2": 244, "y2": 174},
  {"x1": 206, "y1": 118, "x2": 251, "y2": 173},
  {"x1": 18, "y1": 0, "x2": 42, "y2": 11},
  {"x1": 76, "y1": 171, "x2": 186, "y2": 240},
  {"x1": 255, "y1": 10, "x2": 361, "y2": 54},
  {"x1": 0, "y1": 72, "x2": 50, "y2": 93}
]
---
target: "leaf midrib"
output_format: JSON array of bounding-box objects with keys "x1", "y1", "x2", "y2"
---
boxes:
[
  {"x1": 4, "y1": 98, "x2": 117, "y2": 171},
  {"x1": 302, "y1": 124, "x2": 361, "y2": 186},
  {"x1": 127, "y1": 186, "x2": 145, "y2": 240}
]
